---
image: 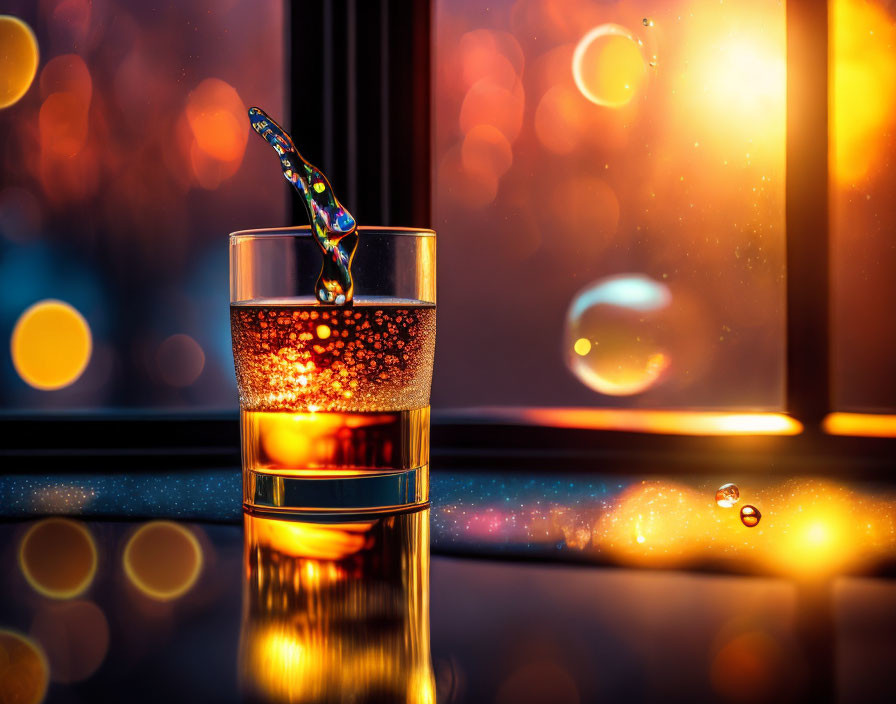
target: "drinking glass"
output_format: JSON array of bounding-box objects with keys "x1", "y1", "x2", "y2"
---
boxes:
[{"x1": 230, "y1": 226, "x2": 436, "y2": 513}]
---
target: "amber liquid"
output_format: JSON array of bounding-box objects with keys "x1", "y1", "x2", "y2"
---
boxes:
[
  {"x1": 239, "y1": 510, "x2": 434, "y2": 703},
  {"x1": 231, "y1": 298, "x2": 435, "y2": 477}
]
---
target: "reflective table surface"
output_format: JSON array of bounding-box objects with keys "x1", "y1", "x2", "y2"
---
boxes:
[{"x1": 1, "y1": 468, "x2": 895, "y2": 703}]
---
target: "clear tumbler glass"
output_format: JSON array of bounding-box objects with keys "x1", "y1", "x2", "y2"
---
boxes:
[{"x1": 230, "y1": 226, "x2": 436, "y2": 513}]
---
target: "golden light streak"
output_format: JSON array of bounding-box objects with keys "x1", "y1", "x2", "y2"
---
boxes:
[
  {"x1": 465, "y1": 477, "x2": 896, "y2": 576},
  {"x1": 480, "y1": 408, "x2": 803, "y2": 436},
  {"x1": 19, "y1": 518, "x2": 97, "y2": 599},
  {"x1": 123, "y1": 522, "x2": 203, "y2": 601},
  {"x1": 823, "y1": 412, "x2": 896, "y2": 438}
]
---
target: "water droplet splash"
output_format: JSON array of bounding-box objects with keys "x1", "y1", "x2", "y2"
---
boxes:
[
  {"x1": 740, "y1": 505, "x2": 761, "y2": 528},
  {"x1": 715, "y1": 483, "x2": 740, "y2": 508},
  {"x1": 248, "y1": 107, "x2": 358, "y2": 305}
]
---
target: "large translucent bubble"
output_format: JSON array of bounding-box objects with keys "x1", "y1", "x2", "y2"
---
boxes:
[{"x1": 564, "y1": 274, "x2": 671, "y2": 396}]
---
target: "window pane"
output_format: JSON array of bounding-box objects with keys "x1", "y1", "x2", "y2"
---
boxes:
[
  {"x1": 433, "y1": 0, "x2": 786, "y2": 409},
  {"x1": 0, "y1": 0, "x2": 285, "y2": 409},
  {"x1": 830, "y1": 0, "x2": 896, "y2": 412}
]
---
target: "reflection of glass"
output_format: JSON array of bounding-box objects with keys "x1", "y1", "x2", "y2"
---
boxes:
[
  {"x1": 231, "y1": 228, "x2": 436, "y2": 513},
  {"x1": 239, "y1": 509, "x2": 434, "y2": 703}
]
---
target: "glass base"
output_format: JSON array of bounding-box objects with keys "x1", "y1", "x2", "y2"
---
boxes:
[{"x1": 243, "y1": 465, "x2": 429, "y2": 514}]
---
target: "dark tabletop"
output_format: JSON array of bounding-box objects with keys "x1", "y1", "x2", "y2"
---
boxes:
[{"x1": 1, "y1": 468, "x2": 895, "y2": 703}]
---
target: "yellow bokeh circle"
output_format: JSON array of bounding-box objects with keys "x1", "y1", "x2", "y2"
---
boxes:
[
  {"x1": 19, "y1": 518, "x2": 98, "y2": 599},
  {"x1": 11, "y1": 300, "x2": 92, "y2": 390},
  {"x1": 572, "y1": 24, "x2": 646, "y2": 108},
  {"x1": 0, "y1": 16, "x2": 39, "y2": 109},
  {"x1": 0, "y1": 629, "x2": 49, "y2": 704},
  {"x1": 123, "y1": 522, "x2": 203, "y2": 601}
]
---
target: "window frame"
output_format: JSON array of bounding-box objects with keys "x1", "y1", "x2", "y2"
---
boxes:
[{"x1": 1, "y1": 0, "x2": 894, "y2": 478}]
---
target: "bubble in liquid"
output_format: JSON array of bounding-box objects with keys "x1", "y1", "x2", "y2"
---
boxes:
[
  {"x1": 572, "y1": 24, "x2": 647, "y2": 108},
  {"x1": 740, "y1": 505, "x2": 761, "y2": 528},
  {"x1": 716, "y1": 483, "x2": 740, "y2": 508},
  {"x1": 564, "y1": 275, "x2": 671, "y2": 396},
  {"x1": 642, "y1": 18, "x2": 655, "y2": 27}
]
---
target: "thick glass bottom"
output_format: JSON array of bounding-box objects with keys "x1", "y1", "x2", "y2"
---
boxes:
[
  {"x1": 240, "y1": 407, "x2": 430, "y2": 513},
  {"x1": 243, "y1": 465, "x2": 429, "y2": 514}
]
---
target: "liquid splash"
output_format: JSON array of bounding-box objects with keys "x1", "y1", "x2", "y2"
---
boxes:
[{"x1": 248, "y1": 107, "x2": 358, "y2": 304}]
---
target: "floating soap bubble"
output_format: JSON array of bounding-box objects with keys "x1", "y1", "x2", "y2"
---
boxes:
[
  {"x1": 248, "y1": 107, "x2": 358, "y2": 304},
  {"x1": 572, "y1": 24, "x2": 646, "y2": 108},
  {"x1": 740, "y1": 505, "x2": 761, "y2": 528},
  {"x1": 716, "y1": 483, "x2": 740, "y2": 508},
  {"x1": 564, "y1": 275, "x2": 671, "y2": 396}
]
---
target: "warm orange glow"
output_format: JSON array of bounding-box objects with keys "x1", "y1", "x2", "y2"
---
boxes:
[
  {"x1": 39, "y1": 91, "x2": 90, "y2": 158},
  {"x1": 248, "y1": 410, "x2": 403, "y2": 473},
  {"x1": 675, "y1": 3, "x2": 785, "y2": 145},
  {"x1": 185, "y1": 78, "x2": 248, "y2": 161},
  {"x1": 595, "y1": 481, "x2": 715, "y2": 566},
  {"x1": 830, "y1": 0, "x2": 896, "y2": 184},
  {"x1": 711, "y1": 631, "x2": 785, "y2": 703},
  {"x1": 183, "y1": 77, "x2": 248, "y2": 189},
  {"x1": 534, "y1": 85, "x2": 588, "y2": 154},
  {"x1": 246, "y1": 513, "x2": 373, "y2": 561},
  {"x1": 19, "y1": 518, "x2": 97, "y2": 599},
  {"x1": 572, "y1": 24, "x2": 646, "y2": 108},
  {"x1": 0, "y1": 629, "x2": 49, "y2": 704},
  {"x1": 459, "y1": 80, "x2": 525, "y2": 143},
  {"x1": 0, "y1": 16, "x2": 39, "y2": 109},
  {"x1": 461, "y1": 124, "x2": 513, "y2": 179},
  {"x1": 11, "y1": 300, "x2": 92, "y2": 390},
  {"x1": 123, "y1": 522, "x2": 203, "y2": 601},
  {"x1": 475, "y1": 408, "x2": 803, "y2": 436},
  {"x1": 40, "y1": 54, "x2": 92, "y2": 103},
  {"x1": 458, "y1": 29, "x2": 522, "y2": 91},
  {"x1": 824, "y1": 412, "x2": 896, "y2": 438}
]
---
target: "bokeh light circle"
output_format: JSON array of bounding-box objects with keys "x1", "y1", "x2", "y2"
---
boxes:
[
  {"x1": 29, "y1": 600, "x2": 109, "y2": 684},
  {"x1": 11, "y1": 300, "x2": 92, "y2": 390},
  {"x1": 572, "y1": 24, "x2": 646, "y2": 108},
  {"x1": 185, "y1": 78, "x2": 248, "y2": 162},
  {"x1": 461, "y1": 124, "x2": 513, "y2": 179},
  {"x1": 123, "y1": 521, "x2": 203, "y2": 601},
  {"x1": 19, "y1": 518, "x2": 98, "y2": 599},
  {"x1": 156, "y1": 333, "x2": 205, "y2": 387},
  {"x1": 0, "y1": 16, "x2": 39, "y2": 109},
  {"x1": 0, "y1": 629, "x2": 49, "y2": 704},
  {"x1": 564, "y1": 275, "x2": 671, "y2": 396}
]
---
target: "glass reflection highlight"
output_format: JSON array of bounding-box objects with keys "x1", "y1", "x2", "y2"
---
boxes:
[{"x1": 240, "y1": 509, "x2": 434, "y2": 703}]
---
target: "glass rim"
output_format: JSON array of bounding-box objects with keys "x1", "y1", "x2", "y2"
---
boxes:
[{"x1": 230, "y1": 225, "x2": 436, "y2": 240}]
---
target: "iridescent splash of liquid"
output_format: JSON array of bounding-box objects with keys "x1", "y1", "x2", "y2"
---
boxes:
[{"x1": 248, "y1": 107, "x2": 358, "y2": 304}]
